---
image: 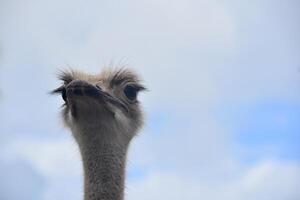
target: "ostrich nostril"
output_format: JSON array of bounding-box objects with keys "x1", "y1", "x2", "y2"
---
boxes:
[{"x1": 95, "y1": 85, "x2": 102, "y2": 91}]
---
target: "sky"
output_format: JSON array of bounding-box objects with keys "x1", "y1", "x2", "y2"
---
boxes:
[{"x1": 0, "y1": 0, "x2": 299, "y2": 200}]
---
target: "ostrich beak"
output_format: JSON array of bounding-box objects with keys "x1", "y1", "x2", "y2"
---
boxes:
[{"x1": 62, "y1": 80, "x2": 129, "y2": 112}]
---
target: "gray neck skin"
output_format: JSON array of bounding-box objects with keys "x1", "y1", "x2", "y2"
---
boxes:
[{"x1": 75, "y1": 130, "x2": 129, "y2": 200}]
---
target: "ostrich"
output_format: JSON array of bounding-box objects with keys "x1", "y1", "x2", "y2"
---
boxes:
[{"x1": 52, "y1": 68, "x2": 146, "y2": 200}]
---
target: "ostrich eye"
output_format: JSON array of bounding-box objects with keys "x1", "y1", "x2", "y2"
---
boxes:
[
  {"x1": 124, "y1": 85, "x2": 137, "y2": 101},
  {"x1": 62, "y1": 88, "x2": 67, "y2": 102}
]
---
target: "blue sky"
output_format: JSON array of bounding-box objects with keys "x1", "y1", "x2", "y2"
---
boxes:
[
  {"x1": 0, "y1": 0, "x2": 299, "y2": 200},
  {"x1": 220, "y1": 100, "x2": 300, "y2": 163}
]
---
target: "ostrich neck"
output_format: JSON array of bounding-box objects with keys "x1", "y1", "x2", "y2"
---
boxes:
[{"x1": 75, "y1": 129, "x2": 129, "y2": 200}]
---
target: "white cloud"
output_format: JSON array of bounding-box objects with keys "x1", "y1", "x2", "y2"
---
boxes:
[
  {"x1": 128, "y1": 111, "x2": 237, "y2": 177},
  {"x1": 9, "y1": 137, "x2": 82, "y2": 178},
  {"x1": 3, "y1": 137, "x2": 83, "y2": 200},
  {"x1": 0, "y1": 156, "x2": 45, "y2": 200},
  {"x1": 127, "y1": 161, "x2": 300, "y2": 200}
]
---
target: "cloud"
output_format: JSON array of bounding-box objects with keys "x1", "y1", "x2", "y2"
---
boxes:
[
  {"x1": 127, "y1": 161, "x2": 300, "y2": 200},
  {"x1": 9, "y1": 137, "x2": 82, "y2": 178},
  {"x1": 128, "y1": 110, "x2": 237, "y2": 177},
  {"x1": 3, "y1": 137, "x2": 83, "y2": 200},
  {"x1": 0, "y1": 156, "x2": 45, "y2": 200}
]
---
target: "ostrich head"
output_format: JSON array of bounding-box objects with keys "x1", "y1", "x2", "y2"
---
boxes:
[{"x1": 52, "y1": 68, "x2": 146, "y2": 144}]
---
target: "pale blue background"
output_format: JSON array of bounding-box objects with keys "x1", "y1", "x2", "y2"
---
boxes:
[{"x1": 0, "y1": 0, "x2": 299, "y2": 199}]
